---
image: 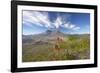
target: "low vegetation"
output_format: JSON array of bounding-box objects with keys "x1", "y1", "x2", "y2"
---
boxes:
[{"x1": 22, "y1": 34, "x2": 90, "y2": 62}]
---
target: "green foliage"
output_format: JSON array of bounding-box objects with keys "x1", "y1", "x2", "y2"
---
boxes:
[{"x1": 22, "y1": 35, "x2": 90, "y2": 62}]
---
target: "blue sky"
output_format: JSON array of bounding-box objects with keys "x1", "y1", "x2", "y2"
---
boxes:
[{"x1": 22, "y1": 10, "x2": 90, "y2": 35}]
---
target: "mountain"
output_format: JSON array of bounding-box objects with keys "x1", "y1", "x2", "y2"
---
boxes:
[
  {"x1": 22, "y1": 30, "x2": 90, "y2": 45},
  {"x1": 44, "y1": 30, "x2": 65, "y2": 37},
  {"x1": 22, "y1": 35, "x2": 34, "y2": 43},
  {"x1": 22, "y1": 30, "x2": 66, "y2": 44}
]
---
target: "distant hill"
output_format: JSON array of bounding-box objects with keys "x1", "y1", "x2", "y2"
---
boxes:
[
  {"x1": 43, "y1": 30, "x2": 65, "y2": 38},
  {"x1": 22, "y1": 30, "x2": 90, "y2": 44},
  {"x1": 22, "y1": 30, "x2": 66, "y2": 44}
]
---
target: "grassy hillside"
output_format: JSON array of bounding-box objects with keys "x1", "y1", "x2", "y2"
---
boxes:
[{"x1": 22, "y1": 34, "x2": 90, "y2": 62}]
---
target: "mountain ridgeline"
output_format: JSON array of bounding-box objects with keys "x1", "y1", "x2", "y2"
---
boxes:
[{"x1": 22, "y1": 29, "x2": 89, "y2": 44}]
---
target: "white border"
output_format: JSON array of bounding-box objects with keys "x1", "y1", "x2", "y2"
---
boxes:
[{"x1": 17, "y1": 5, "x2": 94, "y2": 68}]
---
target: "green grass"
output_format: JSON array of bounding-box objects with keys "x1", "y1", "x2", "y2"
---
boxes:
[
  {"x1": 60, "y1": 36, "x2": 90, "y2": 52},
  {"x1": 22, "y1": 35, "x2": 90, "y2": 62}
]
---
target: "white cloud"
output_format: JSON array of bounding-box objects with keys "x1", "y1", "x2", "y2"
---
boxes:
[
  {"x1": 62, "y1": 22, "x2": 80, "y2": 31},
  {"x1": 73, "y1": 27, "x2": 80, "y2": 30},
  {"x1": 54, "y1": 16, "x2": 62, "y2": 28},
  {"x1": 69, "y1": 24, "x2": 75, "y2": 29},
  {"x1": 32, "y1": 11, "x2": 51, "y2": 27},
  {"x1": 23, "y1": 11, "x2": 52, "y2": 28},
  {"x1": 64, "y1": 23, "x2": 69, "y2": 28},
  {"x1": 23, "y1": 11, "x2": 80, "y2": 31}
]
